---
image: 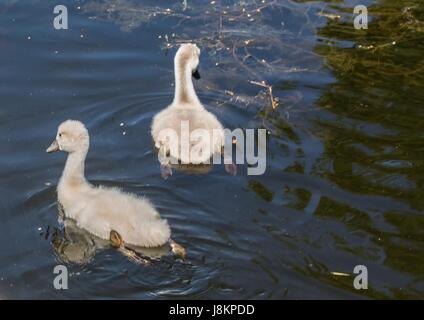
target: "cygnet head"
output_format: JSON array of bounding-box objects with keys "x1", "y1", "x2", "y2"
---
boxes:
[
  {"x1": 46, "y1": 120, "x2": 89, "y2": 154},
  {"x1": 175, "y1": 43, "x2": 201, "y2": 79}
]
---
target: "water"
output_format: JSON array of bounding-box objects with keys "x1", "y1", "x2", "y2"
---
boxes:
[{"x1": 0, "y1": 0, "x2": 423, "y2": 299}]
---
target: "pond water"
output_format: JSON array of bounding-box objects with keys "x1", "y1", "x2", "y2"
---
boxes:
[{"x1": 0, "y1": 0, "x2": 423, "y2": 299}]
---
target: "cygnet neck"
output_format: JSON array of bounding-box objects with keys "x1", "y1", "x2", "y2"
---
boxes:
[
  {"x1": 173, "y1": 58, "x2": 201, "y2": 107},
  {"x1": 61, "y1": 149, "x2": 88, "y2": 186}
]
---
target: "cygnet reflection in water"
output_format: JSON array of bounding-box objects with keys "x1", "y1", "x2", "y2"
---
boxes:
[{"x1": 51, "y1": 207, "x2": 170, "y2": 265}]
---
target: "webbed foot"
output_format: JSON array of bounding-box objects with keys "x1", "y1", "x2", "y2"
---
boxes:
[
  {"x1": 110, "y1": 230, "x2": 123, "y2": 248},
  {"x1": 160, "y1": 164, "x2": 173, "y2": 180},
  {"x1": 170, "y1": 239, "x2": 187, "y2": 260},
  {"x1": 110, "y1": 230, "x2": 152, "y2": 266},
  {"x1": 225, "y1": 163, "x2": 237, "y2": 176},
  {"x1": 125, "y1": 251, "x2": 152, "y2": 266}
]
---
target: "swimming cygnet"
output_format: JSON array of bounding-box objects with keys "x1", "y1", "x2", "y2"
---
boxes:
[
  {"x1": 46, "y1": 120, "x2": 186, "y2": 262},
  {"x1": 151, "y1": 43, "x2": 237, "y2": 178}
]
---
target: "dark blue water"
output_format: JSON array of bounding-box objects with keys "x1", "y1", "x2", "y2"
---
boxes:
[{"x1": 0, "y1": 0, "x2": 423, "y2": 299}]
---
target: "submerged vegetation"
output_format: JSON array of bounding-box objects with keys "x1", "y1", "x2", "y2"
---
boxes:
[{"x1": 82, "y1": 0, "x2": 321, "y2": 116}]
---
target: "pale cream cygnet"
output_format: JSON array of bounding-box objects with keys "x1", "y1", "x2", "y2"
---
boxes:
[
  {"x1": 151, "y1": 43, "x2": 236, "y2": 178},
  {"x1": 47, "y1": 120, "x2": 172, "y2": 249}
]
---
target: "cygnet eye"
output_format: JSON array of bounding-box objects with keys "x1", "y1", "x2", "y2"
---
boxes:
[{"x1": 58, "y1": 133, "x2": 62, "y2": 138}]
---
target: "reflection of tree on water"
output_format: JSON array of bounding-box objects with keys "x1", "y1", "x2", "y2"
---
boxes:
[
  {"x1": 312, "y1": 0, "x2": 424, "y2": 296},
  {"x1": 315, "y1": 1, "x2": 424, "y2": 207},
  {"x1": 242, "y1": 1, "x2": 424, "y2": 298}
]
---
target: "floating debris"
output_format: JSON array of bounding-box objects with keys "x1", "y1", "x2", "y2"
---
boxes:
[
  {"x1": 82, "y1": 0, "x2": 191, "y2": 32},
  {"x1": 330, "y1": 271, "x2": 350, "y2": 277},
  {"x1": 318, "y1": 11, "x2": 341, "y2": 20},
  {"x1": 82, "y1": 0, "x2": 317, "y2": 123},
  {"x1": 357, "y1": 40, "x2": 398, "y2": 51},
  {"x1": 249, "y1": 80, "x2": 279, "y2": 109}
]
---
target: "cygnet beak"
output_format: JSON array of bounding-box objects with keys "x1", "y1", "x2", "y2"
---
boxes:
[
  {"x1": 192, "y1": 68, "x2": 201, "y2": 80},
  {"x1": 46, "y1": 139, "x2": 60, "y2": 153}
]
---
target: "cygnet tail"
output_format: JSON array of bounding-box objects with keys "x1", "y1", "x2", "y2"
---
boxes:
[{"x1": 138, "y1": 219, "x2": 171, "y2": 248}]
